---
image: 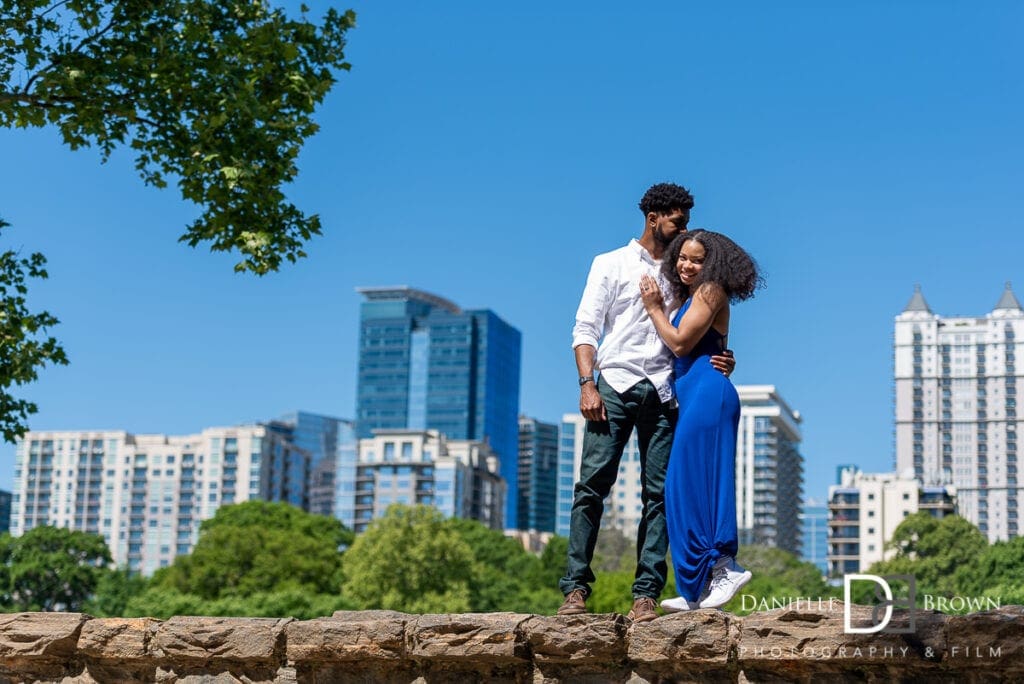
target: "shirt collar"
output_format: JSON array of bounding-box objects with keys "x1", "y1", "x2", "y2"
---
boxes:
[{"x1": 628, "y1": 238, "x2": 658, "y2": 264}]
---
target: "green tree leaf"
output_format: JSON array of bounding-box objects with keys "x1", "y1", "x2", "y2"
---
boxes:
[
  {"x1": 0, "y1": 1, "x2": 356, "y2": 274},
  {"x1": 0, "y1": 218, "x2": 68, "y2": 443}
]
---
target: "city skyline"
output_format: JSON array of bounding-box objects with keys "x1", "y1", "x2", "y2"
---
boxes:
[{"x1": 2, "y1": 2, "x2": 1023, "y2": 511}]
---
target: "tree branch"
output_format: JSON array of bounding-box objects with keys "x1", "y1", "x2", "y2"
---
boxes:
[
  {"x1": 22, "y1": 18, "x2": 117, "y2": 94},
  {"x1": 35, "y1": 0, "x2": 74, "y2": 21},
  {"x1": 0, "y1": 91, "x2": 158, "y2": 128}
]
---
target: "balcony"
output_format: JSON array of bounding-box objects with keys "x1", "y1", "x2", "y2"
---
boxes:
[
  {"x1": 828, "y1": 527, "x2": 860, "y2": 540},
  {"x1": 831, "y1": 494, "x2": 860, "y2": 507},
  {"x1": 829, "y1": 543, "x2": 860, "y2": 557},
  {"x1": 828, "y1": 513, "x2": 859, "y2": 524}
]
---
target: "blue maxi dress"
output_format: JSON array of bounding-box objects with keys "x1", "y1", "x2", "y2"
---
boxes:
[{"x1": 666, "y1": 298, "x2": 741, "y2": 602}]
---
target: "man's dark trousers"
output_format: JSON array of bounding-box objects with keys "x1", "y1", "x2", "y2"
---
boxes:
[{"x1": 559, "y1": 375, "x2": 677, "y2": 600}]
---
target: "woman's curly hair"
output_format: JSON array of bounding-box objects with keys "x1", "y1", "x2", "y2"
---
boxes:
[{"x1": 661, "y1": 229, "x2": 764, "y2": 303}]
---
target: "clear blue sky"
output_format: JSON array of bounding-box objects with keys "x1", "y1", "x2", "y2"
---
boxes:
[{"x1": 2, "y1": 1, "x2": 1022, "y2": 509}]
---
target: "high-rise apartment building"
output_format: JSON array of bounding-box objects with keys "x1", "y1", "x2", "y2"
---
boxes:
[
  {"x1": 894, "y1": 283, "x2": 1023, "y2": 542},
  {"x1": 736, "y1": 385, "x2": 804, "y2": 555},
  {"x1": 827, "y1": 467, "x2": 956, "y2": 576},
  {"x1": 0, "y1": 489, "x2": 11, "y2": 534},
  {"x1": 340, "y1": 428, "x2": 504, "y2": 533},
  {"x1": 11, "y1": 426, "x2": 309, "y2": 575},
  {"x1": 517, "y1": 416, "x2": 558, "y2": 533},
  {"x1": 355, "y1": 286, "x2": 521, "y2": 525},
  {"x1": 272, "y1": 411, "x2": 353, "y2": 517}
]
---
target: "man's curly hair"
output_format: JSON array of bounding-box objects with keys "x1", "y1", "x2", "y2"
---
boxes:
[
  {"x1": 638, "y1": 182, "x2": 694, "y2": 215},
  {"x1": 661, "y1": 230, "x2": 764, "y2": 303}
]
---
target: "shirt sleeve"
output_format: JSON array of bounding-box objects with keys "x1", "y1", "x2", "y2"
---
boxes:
[{"x1": 572, "y1": 255, "x2": 608, "y2": 350}]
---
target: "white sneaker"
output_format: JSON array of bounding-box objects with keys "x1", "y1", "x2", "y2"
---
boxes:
[
  {"x1": 660, "y1": 577, "x2": 711, "y2": 613},
  {"x1": 659, "y1": 596, "x2": 699, "y2": 613},
  {"x1": 698, "y1": 557, "x2": 752, "y2": 609}
]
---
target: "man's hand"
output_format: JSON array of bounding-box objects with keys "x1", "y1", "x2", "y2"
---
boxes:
[
  {"x1": 710, "y1": 349, "x2": 736, "y2": 377},
  {"x1": 580, "y1": 382, "x2": 607, "y2": 422}
]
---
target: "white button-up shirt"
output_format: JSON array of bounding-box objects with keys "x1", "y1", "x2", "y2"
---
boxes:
[{"x1": 572, "y1": 239, "x2": 677, "y2": 403}]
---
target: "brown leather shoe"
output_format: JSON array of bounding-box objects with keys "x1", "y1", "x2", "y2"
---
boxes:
[
  {"x1": 557, "y1": 589, "x2": 587, "y2": 615},
  {"x1": 627, "y1": 596, "x2": 658, "y2": 623}
]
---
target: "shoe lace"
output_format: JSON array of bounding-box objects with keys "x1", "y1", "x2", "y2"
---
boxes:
[{"x1": 710, "y1": 564, "x2": 729, "y2": 588}]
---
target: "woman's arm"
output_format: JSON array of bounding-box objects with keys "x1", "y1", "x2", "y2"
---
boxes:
[{"x1": 639, "y1": 276, "x2": 726, "y2": 357}]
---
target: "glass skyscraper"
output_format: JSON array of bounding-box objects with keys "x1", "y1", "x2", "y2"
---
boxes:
[
  {"x1": 800, "y1": 498, "x2": 828, "y2": 575},
  {"x1": 273, "y1": 411, "x2": 353, "y2": 517},
  {"x1": 355, "y1": 287, "x2": 522, "y2": 526},
  {"x1": 518, "y1": 416, "x2": 558, "y2": 533}
]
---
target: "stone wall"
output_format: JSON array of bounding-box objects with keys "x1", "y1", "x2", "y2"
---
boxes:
[{"x1": 1, "y1": 603, "x2": 1022, "y2": 682}]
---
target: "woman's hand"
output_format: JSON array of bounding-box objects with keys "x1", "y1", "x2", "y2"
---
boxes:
[{"x1": 639, "y1": 274, "x2": 664, "y2": 311}]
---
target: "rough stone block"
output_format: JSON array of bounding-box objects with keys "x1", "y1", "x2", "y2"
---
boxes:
[
  {"x1": 524, "y1": 613, "x2": 628, "y2": 664},
  {"x1": 628, "y1": 610, "x2": 732, "y2": 665},
  {"x1": 0, "y1": 612, "x2": 87, "y2": 659},
  {"x1": 78, "y1": 617, "x2": 160, "y2": 661},
  {"x1": 407, "y1": 613, "x2": 530, "y2": 663},
  {"x1": 150, "y1": 616, "x2": 291, "y2": 664},
  {"x1": 944, "y1": 605, "x2": 1024, "y2": 670},
  {"x1": 286, "y1": 610, "x2": 408, "y2": 662}
]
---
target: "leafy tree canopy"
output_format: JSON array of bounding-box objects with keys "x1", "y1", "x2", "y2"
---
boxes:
[
  {"x1": 148, "y1": 500, "x2": 353, "y2": 600},
  {"x1": 342, "y1": 504, "x2": 475, "y2": 613},
  {"x1": 0, "y1": 526, "x2": 111, "y2": 611},
  {"x1": 1, "y1": 0, "x2": 355, "y2": 274},
  {"x1": 0, "y1": 219, "x2": 67, "y2": 442},
  {"x1": 445, "y1": 517, "x2": 562, "y2": 614},
  {"x1": 869, "y1": 513, "x2": 987, "y2": 597},
  {"x1": 954, "y1": 535, "x2": 1024, "y2": 603}
]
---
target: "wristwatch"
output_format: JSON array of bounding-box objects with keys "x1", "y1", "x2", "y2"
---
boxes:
[{"x1": 579, "y1": 375, "x2": 594, "y2": 387}]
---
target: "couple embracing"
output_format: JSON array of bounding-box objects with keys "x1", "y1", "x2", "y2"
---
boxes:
[{"x1": 558, "y1": 182, "x2": 763, "y2": 622}]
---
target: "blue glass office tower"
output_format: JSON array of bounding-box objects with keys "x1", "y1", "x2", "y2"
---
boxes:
[
  {"x1": 356, "y1": 287, "x2": 522, "y2": 526},
  {"x1": 274, "y1": 411, "x2": 353, "y2": 517},
  {"x1": 518, "y1": 416, "x2": 558, "y2": 533},
  {"x1": 800, "y1": 498, "x2": 828, "y2": 575}
]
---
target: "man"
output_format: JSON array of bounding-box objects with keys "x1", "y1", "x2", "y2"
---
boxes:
[{"x1": 558, "y1": 182, "x2": 735, "y2": 623}]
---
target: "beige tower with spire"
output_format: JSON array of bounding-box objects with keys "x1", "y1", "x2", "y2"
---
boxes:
[{"x1": 894, "y1": 282, "x2": 1024, "y2": 542}]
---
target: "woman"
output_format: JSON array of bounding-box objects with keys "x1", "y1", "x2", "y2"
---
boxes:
[{"x1": 638, "y1": 229, "x2": 763, "y2": 611}]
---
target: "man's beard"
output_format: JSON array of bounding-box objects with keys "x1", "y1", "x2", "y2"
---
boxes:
[{"x1": 654, "y1": 225, "x2": 674, "y2": 246}]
